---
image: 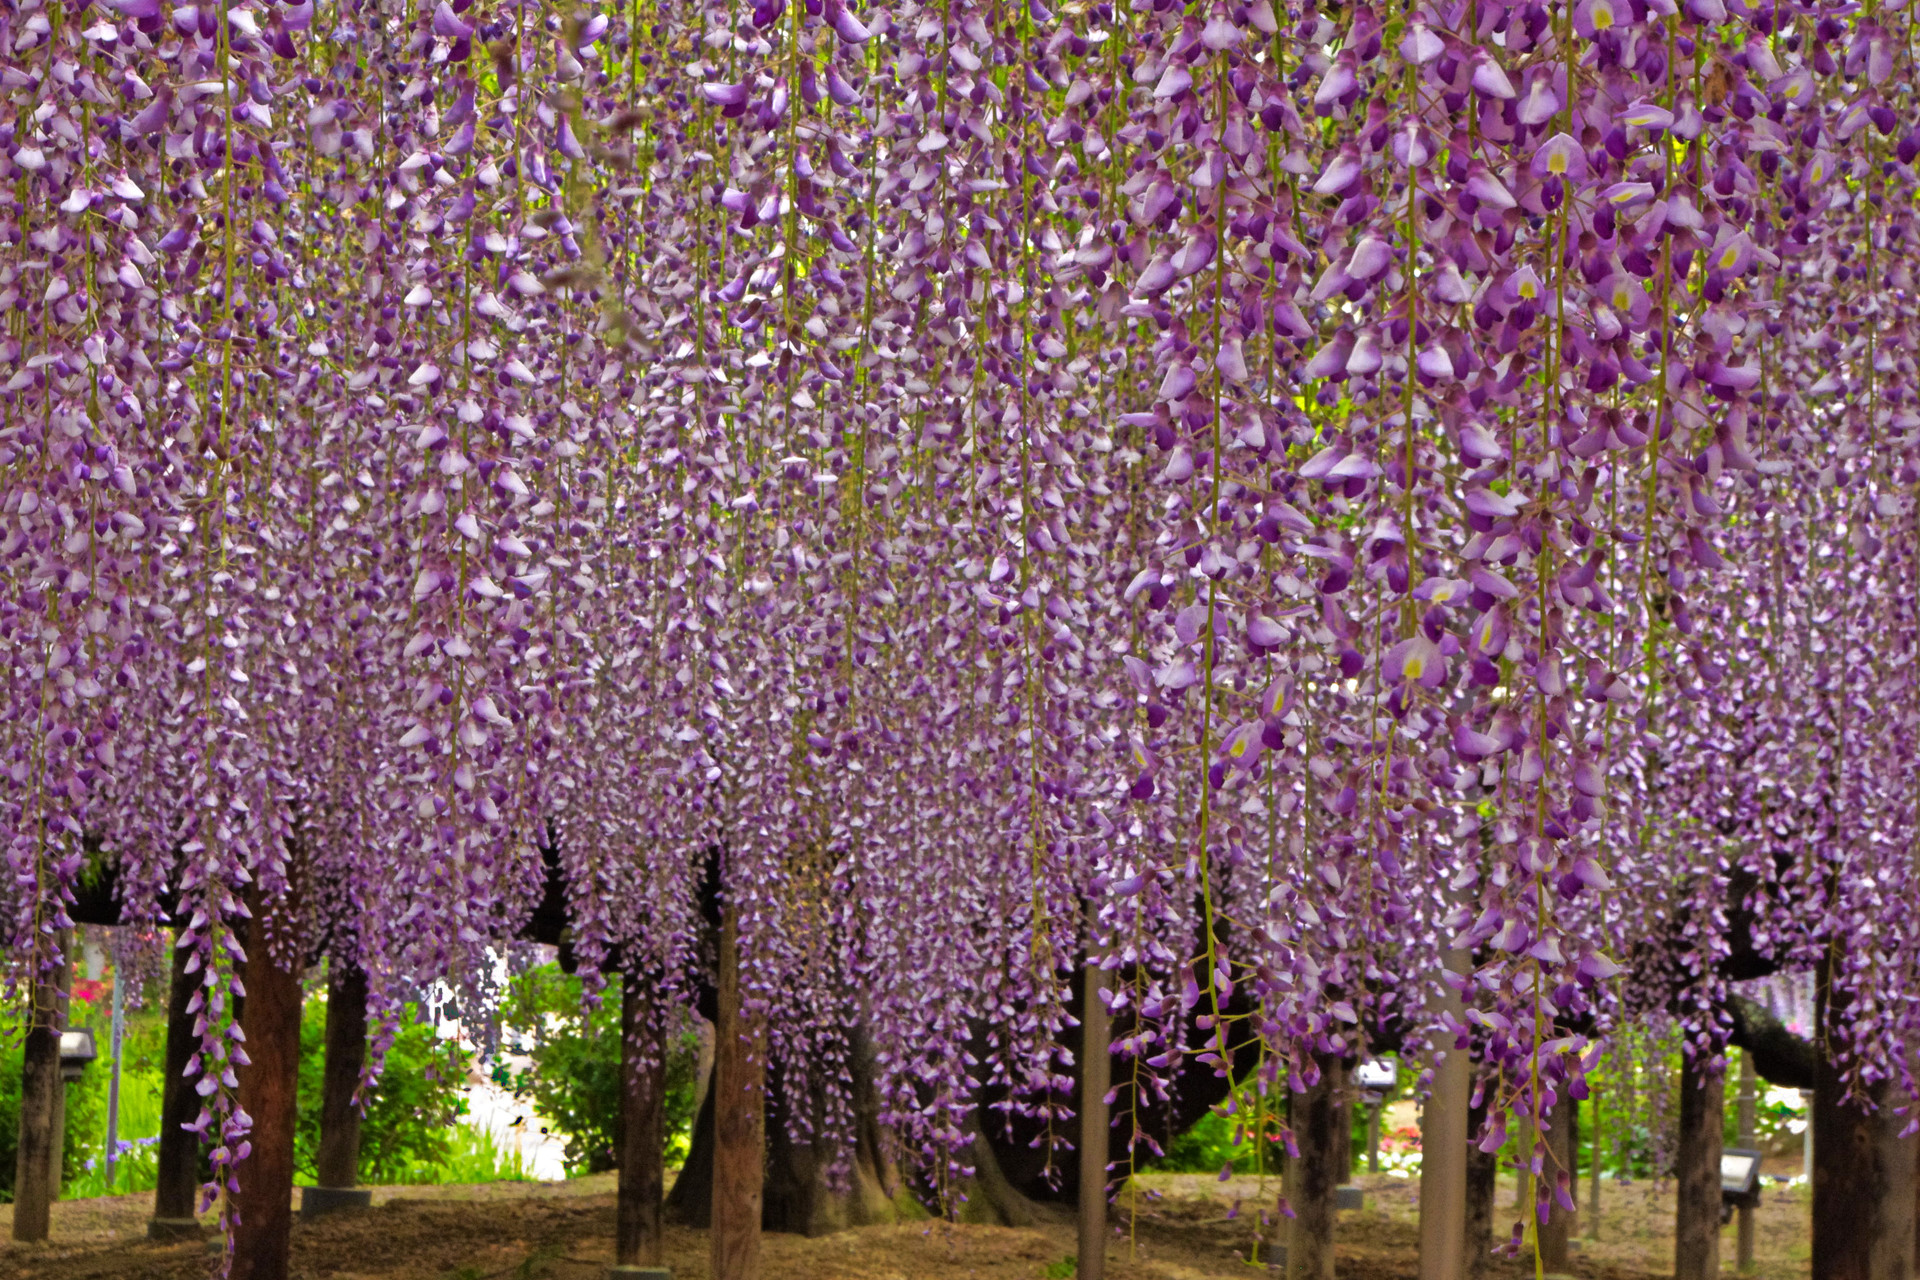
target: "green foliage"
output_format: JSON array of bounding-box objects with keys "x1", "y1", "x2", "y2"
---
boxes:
[
  {"x1": 502, "y1": 964, "x2": 701, "y2": 1176},
  {"x1": 1149, "y1": 1105, "x2": 1284, "y2": 1176},
  {"x1": 385, "y1": 1121, "x2": 533, "y2": 1186},
  {"x1": 294, "y1": 995, "x2": 475, "y2": 1184},
  {"x1": 1041, "y1": 1256, "x2": 1077, "y2": 1278},
  {"x1": 0, "y1": 1037, "x2": 19, "y2": 1202},
  {"x1": 60, "y1": 1012, "x2": 167, "y2": 1199}
]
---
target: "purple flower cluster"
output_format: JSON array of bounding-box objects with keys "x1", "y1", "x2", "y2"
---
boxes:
[{"x1": 0, "y1": 0, "x2": 1913, "y2": 1233}]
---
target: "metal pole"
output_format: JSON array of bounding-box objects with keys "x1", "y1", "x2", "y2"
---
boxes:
[
  {"x1": 1367, "y1": 1100, "x2": 1381, "y2": 1174},
  {"x1": 105, "y1": 934, "x2": 126, "y2": 1194}
]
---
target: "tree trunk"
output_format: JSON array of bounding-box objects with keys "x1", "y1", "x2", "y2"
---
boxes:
[
  {"x1": 231, "y1": 897, "x2": 305, "y2": 1280},
  {"x1": 958, "y1": 1120, "x2": 1048, "y2": 1227},
  {"x1": 711, "y1": 904, "x2": 765, "y2": 1280},
  {"x1": 150, "y1": 929, "x2": 204, "y2": 1238},
  {"x1": 1674, "y1": 1051, "x2": 1724, "y2": 1280},
  {"x1": 1077, "y1": 963, "x2": 1111, "y2": 1280},
  {"x1": 1464, "y1": 1093, "x2": 1496, "y2": 1280},
  {"x1": 315, "y1": 960, "x2": 368, "y2": 1188},
  {"x1": 616, "y1": 966, "x2": 667, "y2": 1270},
  {"x1": 1813, "y1": 1069, "x2": 1918, "y2": 1280},
  {"x1": 1539, "y1": 1088, "x2": 1576, "y2": 1271},
  {"x1": 1334, "y1": 1066, "x2": 1354, "y2": 1181},
  {"x1": 12, "y1": 930, "x2": 68, "y2": 1243},
  {"x1": 1418, "y1": 954, "x2": 1470, "y2": 1280},
  {"x1": 1287, "y1": 1053, "x2": 1343, "y2": 1280}
]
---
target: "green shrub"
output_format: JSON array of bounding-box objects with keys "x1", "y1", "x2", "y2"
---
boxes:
[
  {"x1": 294, "y1": 996, "x2": 474, "y2": 1184},
  {"x1": 503, "y1": 965, "x2": 701, "y2": 1176}
]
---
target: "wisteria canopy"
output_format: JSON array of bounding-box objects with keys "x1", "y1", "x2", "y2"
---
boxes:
[{"x1": 2, "y1": 0, "x2": 1916, "y2": 1232}]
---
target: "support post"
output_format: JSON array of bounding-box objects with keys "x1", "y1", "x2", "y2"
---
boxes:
[
  {"x1": 1674, "y1": 1051, "x2": 1724, "y2": 1280},
  {"x1": 150, "y1": 928, "x2": 204, "y2": 1239},
  {"x1": 1464, "y1": 1095, "x2": 1496, "y2": 1280},
  {"x1": 303, "y1": 959, "x2": 370, "y2": 1217},
  {"x1": 711, "y1": 901, "x2": 765, "y2": 1280},
  {"x1": 1418, "y1": 951, "x2": 1469, "y2": 1280},
  {"x1": 1287, "y1": 1053, "x2": 1342, "y2": 1280},
  {"x1": 1537, "y1": 1088, "x2": 1576, "y2": 1271},
  {"x1": 615, "y1": 965, "x2": 669, "y2": 1279},
  {"x1": 1076, "y1": 962, "x2": 1111, "y2": 1280},
  {"x1": 12, "y1": 929, "x2": 69, "y2": 1243},
  {"x1": 231, "y1": 895, "x2": 305, "y2": 1280}
]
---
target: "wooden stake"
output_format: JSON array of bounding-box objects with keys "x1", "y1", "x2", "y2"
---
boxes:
[
  {"x1": 711, "y1": 900, "x2": 766, "y2": 1280},
  {"x1": 1076, "y1": 962, "x2": 1111, "y2": 1280},
  {"x1": 1417, "y1": 949, "x2": 1470, "y2": 1280},
  {"x1": 617, "y1": 965, "x2": 668, "y2": 1269}
]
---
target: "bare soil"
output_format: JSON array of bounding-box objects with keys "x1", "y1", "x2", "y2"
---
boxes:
[{"x1": 0, "y1": 1169, "x2": 1811, "y2": 1280}]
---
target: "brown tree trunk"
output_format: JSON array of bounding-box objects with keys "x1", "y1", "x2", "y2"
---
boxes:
[
  {"x1": 1464, "y1": 1094, "x2": 1496, "y2": 1280},
  {"x1": 1077, "y1": 963, "x2": 1111, "y2": 1280},
  {"x1": 1539, "y1": 1088, "x2": 1576, "y2": 1271},
  {"x1": 230, "y1": 896, "x2": 305, "y2": 1280},
  {"x1": 616, "y1": 966, "x2": 668, "y2": 1272},
  {"x1": 1810, "y1": 947, "x2": 1920, "y2": 1280},
  {"x1": 711, "y1": 904, "x2": 766, "y2": 1280},
  {"x1": 1287, "y1": 1053, "x2": 1343, "y2": 1280},
  {"x1": 1674, "y1": 1051, "x2": 1724, "y2": 1280},
  {"x1": 1418, "y1": 952, "x2": 1470, "y2": 1280},
  {"x1": 1813, "y1": 1067, "x2": 1918, "y2": 1280},
  {"x1": 1334, "y1": 1067, "x2": 1355, "y2": 1181},
  {"x1": 958, "y1": 1119, "x2": 1047, "y2": 1226},
  {"x1": 11, "y1": 930, "x2": 69, "y2": 1243},
  {"x1": 314, "y1": 960, "x2": 368, "y2": 1188},
  {"x1": 150, "y1": 929, "x2": 205, "y2": 1238},
  {"x1": 758, "y1": 1023, "x2": 924, "y2": 1236}
]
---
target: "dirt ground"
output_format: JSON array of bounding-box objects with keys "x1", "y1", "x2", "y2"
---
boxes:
[{"x1": 0, "y1": 1169, "x2": 1811, "y2": 1280}]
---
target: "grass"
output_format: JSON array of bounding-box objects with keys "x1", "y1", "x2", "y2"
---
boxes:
[
  {"x1": 388, "y1": 1124, "x2": 537, "y2": 1185},
  {"x1": 63, "y1": 1062, "x2": 167, "y2": 1199}
]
